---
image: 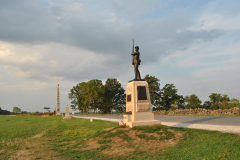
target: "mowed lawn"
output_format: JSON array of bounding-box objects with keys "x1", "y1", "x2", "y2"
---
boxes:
[{"x1": 0, "y1": 115, "x2": 239, "y2": 160}]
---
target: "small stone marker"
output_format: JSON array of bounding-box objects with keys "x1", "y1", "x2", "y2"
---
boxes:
[
  {"x1": 90, "y1": 119, "x2": 94, "y2": 122},
  {"x1": 63, "y1": 105, "x2": 71, "y2": 119},
  {"x1": 72, "y1": 110, "x2": 74, "y2": 114}
]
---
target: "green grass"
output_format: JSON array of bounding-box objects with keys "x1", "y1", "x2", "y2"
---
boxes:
[
  {"x1": 0, "y1": 116, "x2": 55, "y2": 141},
  {"x1": 0, "y1": 115, "x2": 240, "y2": 160},
  {"x1": 158, "y1": 128, "x2": 240, "y2": 160},
  {"x1": 134, "y1": 125, "x2": 174, "y2": 141},
  {"x1": 97, "y1": 140, "x2": 112, "y2": 144},
  {"x1": 102, "y1": 130, "x2": 125, "y2": 138},
  {"x1": 119, "y1": 133, "x2": 131, "y2": 141},
  {"x1": 133, "y1": 124, "x2": 165, "y2": 133}
]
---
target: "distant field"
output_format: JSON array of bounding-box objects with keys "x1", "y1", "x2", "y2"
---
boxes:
[{"x1": 0, "y1": 115, "x2": 240, "y2": 160}]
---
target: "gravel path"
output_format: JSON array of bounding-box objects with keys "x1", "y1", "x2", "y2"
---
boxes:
[{"x1": 72, "y1": 115, "x2": 240, "y2": 134}]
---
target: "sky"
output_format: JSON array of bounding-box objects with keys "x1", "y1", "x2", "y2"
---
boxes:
[{"x1": 0, "y1": 0, "x2": 240, "y2": 112}]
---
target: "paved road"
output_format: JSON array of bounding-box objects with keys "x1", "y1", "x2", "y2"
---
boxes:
[{"x1": 72, "y1": 115, "x2": 240, "y2": 134}]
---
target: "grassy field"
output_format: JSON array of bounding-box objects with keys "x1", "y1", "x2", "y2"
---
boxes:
[{"x1": 0, "y1": 115, "x2": 239, "y2": 160}]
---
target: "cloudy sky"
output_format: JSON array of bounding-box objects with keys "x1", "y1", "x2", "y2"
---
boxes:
[{"x1": 0, "y1": 0, "x2": 240, "y2": 112}]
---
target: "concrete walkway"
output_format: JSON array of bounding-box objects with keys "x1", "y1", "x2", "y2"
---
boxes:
[{"x1": 72, "y1": 115, "x2": 240, "y2": 134}]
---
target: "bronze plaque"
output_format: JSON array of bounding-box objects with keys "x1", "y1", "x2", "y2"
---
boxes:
[
  {"x1": 137, "y1": 86, "x2": 147, "y2": 100},
  {"x1": 127, "y1": 94, "x2": 131, "y2": 102}
]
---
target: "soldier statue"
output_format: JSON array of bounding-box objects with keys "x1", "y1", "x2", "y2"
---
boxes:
[{"x1": 131, "y1": 40, "x2": 141, "y2": 80}]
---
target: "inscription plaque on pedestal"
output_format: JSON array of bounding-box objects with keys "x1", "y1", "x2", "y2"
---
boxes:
[
  {"x1": 137, "y1": 86, "x2": 147, "y2": 100},
  {"x1": 137, "y1": 104, "x2": 150, "y2": 112},
  {"x1": 127, "y1": 95, "x2": 131, "y2": 102}
]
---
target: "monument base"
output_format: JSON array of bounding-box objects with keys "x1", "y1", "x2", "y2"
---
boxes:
[
  {"x1": 123, "y1": 120, "x2": 161, "y2": 128},
  {"x1": 123, "y1": 112, "x2": 154, "y2": 123},
  {"x1": 63, "y1": 116, "x2": 71, "y2": 119},
  {"x1": 123, "y1": 80, "x2": 161, "y2": 128}
]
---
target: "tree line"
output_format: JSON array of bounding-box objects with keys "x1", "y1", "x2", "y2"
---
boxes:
[
  {"x1": 144, "y1": 75, "x2": 240, "y2": 110},
  {"x1": 0, "y1": 107, "x2": 11, "y2": 115},
  {"x1": 69, "y1": 78, "x2": 125, "y2": 114},
  {"x1": 69, "y1": 74, "x2": 240, "y2": 113}
]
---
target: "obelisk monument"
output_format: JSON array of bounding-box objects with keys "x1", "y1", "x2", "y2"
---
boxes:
[{"x1": 56, "y1": 84, "x2": 61, "y2": 115}]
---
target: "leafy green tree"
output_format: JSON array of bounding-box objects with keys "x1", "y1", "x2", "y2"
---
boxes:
[
  {"x1": 88, "y1": 79, "x2": 104, "y2": 114},
  {"x1": 158, "y1": 84, "x2": 184, "y2": 110},
  {"x1": 209, "y1": 93, "x2": 230, "y2": 109},
  {"x1": 13, "y1": 107, "x2": 21, "y2": 114},
  {"x1": 209, "y1": 93, "x2": 221, "y2": 109},
  {"x1": 68, "y1": 83, "x2": 85, "y2": 113},
  {"x1": 185, "y1": 94, "x2": 202, "y2": 109},
  {"x1": 219, "y1": 94, "x2": 230, "y2": 109},
  {"x1": 143, "y1": 74, "x2": 160, "y2": 106},
  {"x1": 203, "y1": 101, "x2": 211, "y2": 109},
  {"x1": 101, "y1": 78, "x2": 125, "y2": 114},
  {"x1": 0, "y1": 107, "x2": 11, "y2": 115},
  {"x1": 69, "y1": 79, "x2": 105, "y2": 114},
  {"x1": 79, "y1": 80, "x2": 104, "y2": 114},
  {"x1": 70, "y1": 105, "x2": 77, "y2": 111},
  {"x1": 175, "y1": 95, "x2": 185, "y2": 109},
  {"x1": 229, "y1": 98, "x2": 240, "y2": 108}
]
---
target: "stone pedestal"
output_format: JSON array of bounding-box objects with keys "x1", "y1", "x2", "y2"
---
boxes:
[
  {"x1": 63, "y1": 105, "x2": 71, "y2": 119},
  {"x1": 122, "y1": 80, "x2": 161, "y2": 128},
  {"x1": 72, "y1": 110, "x2": 74, "y2": 114}
]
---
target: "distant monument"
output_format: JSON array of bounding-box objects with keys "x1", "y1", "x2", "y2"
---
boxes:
[
  {"x1": 63, "y1": 105, "x2": 71, "y2": 119},
  {"x1": 121, "y1": 39, "x2": 161, "y2": 128},
  {"x1": 56, "y1": 84, "x2": 61, "y2": 116}
]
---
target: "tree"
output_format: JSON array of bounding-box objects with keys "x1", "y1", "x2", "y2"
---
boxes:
[
  {"x1": 209, "y1": 93, "x2": 221, "y2": 109},
  {"x1": 13, "y1": 107, "x2": 21, "y2": 114},
  {"x1": 229, "y1": 98, "x2": 240, "y2": 108},
  {"x1": 143, "y1": 74, "x2": 160, "y2": 106},
  {"x1": 202, "y1": 101, "x2": 211, "y2": 109},
  {"x1": 69, "y1": 79, "x2": 104, "y2": 114},
  {"x1": 158, "y1": 84, "x2": 184, "y2": 110},
  {"x1": 88, "y1": 79, "x2": 104, "y2": 114},
  {"x1": 185, "y1": 94, "x2": 202, "y2": 109},
  {"x1": 175, "y1": 95, "x2": 185, "y2": 109},
  {"x1": 101, "y1": 78, "x2": 125, "y2": 114},
  {"x1": 68, "y1": 83, "x2": 85, "y2": 113},
  {"x1": 219, "y1": 94, "x2": 230, "y2": 109},
  {"x1": 209, "y1": 93, "x2": 230, "y2": 109},
  {"x1": 0, "y1": 107, "x2": 11, "y2": 115},
  {"x1": 70, "y1": 105, "x2": 77, "y2": 111}
]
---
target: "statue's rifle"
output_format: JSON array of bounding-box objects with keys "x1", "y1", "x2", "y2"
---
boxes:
[{"x1": 132, "y1": 38, "x2": 134, "y2": 65}]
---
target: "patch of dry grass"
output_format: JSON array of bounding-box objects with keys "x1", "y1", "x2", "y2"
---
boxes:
[
  {"x1": 1, "y1": 132, "x2": 64, "y2": 160},
  {"x1": 69, "y1": 126, "x2": 184, "y2": 158}
]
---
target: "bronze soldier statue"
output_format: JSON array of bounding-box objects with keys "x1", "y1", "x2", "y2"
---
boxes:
[{"x1": 131, "y1": 40, "x2": 141, "y2": 80}]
